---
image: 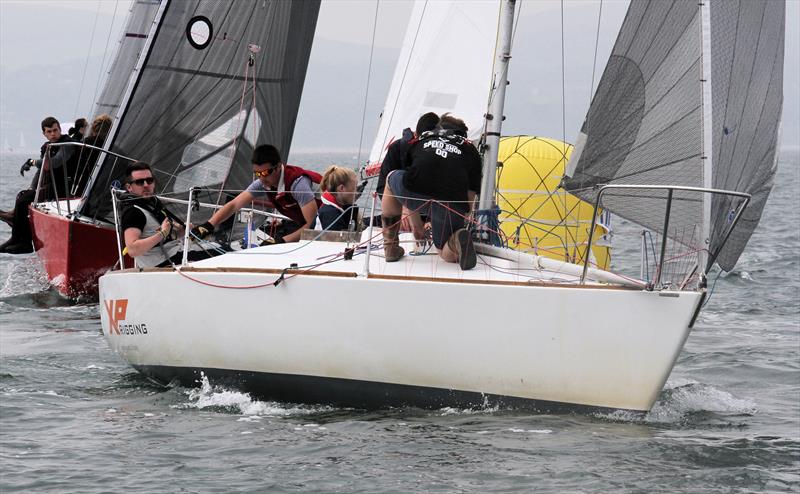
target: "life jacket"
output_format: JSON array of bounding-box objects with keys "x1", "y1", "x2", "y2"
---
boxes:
[
  {"x1": 120, "y1": 194, "x2": 196, "y2": 268},
  {"x1": 320, "y1": 191, "x2": 344, "y2": 214},
  {"x1": 264, "y1": 164, "x2": 322, "y2": 226},
  {"x1": 319, "y1": 191, "x2": 359, "y2": 231}
]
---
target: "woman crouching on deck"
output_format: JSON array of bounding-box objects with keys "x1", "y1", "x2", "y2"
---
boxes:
[{"x1": 318, "y1": 166, "x2": 360, "y2": 231}]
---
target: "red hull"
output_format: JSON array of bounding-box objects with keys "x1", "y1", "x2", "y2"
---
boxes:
[{"x1": 29, "y1": 206, "x2": 130, "y2": 298}]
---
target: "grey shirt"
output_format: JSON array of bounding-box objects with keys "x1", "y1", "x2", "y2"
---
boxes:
[{"x1": 246, "y1": 175, "x2": 315, "y2": 207}]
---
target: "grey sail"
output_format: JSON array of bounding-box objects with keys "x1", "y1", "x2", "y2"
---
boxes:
[
  {"x1": 707, "y1": 0, "x2": 784, "y2": 271},
  {"x1": 93, "y1": 0, "x2": 162, "y2": 119},
  {"x1": 563, "y1": 0, "x2": 784, "y2": 272},
  {"x1": 81, "y1": 0, "x2": 321, "y2": 219}
]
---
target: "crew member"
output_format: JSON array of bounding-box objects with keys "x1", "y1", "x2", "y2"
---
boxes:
[
  {"x1": 381, "y1": 114, "x2": 482, "y2": 269},
  {"x1": 376, "y1": 112, "x2": 439, "y2": 197},
  {"x1": 120, "y1": 162, "x2": 217, "y2": 268},
  {"x1": 318, "y1": 165, "x2": 360, "y2": 231},
  {"x1": 192, "y1": 144, "x2": 321, "y2": 244},
  {"x1": 0, "y1": 116, "x2": 78, "y2": 254}
]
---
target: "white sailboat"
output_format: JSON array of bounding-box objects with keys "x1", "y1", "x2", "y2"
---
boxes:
[{"x1": 99, "y1": 0, "x2": 785, "y2": 412}]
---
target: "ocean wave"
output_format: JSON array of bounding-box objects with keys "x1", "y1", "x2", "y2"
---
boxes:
[{"x1": 597, "y1": 379, "x2": 757, "y2": 425}]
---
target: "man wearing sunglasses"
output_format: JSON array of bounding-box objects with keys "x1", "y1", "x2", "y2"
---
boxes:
[
  {"x1": 192, "y1": 144, "x2": 321, "y2": 244},
  {"x1": 120, "y1": 162, "x2": 216, "y2": 267}
]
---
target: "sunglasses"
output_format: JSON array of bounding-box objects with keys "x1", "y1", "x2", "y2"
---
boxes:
[
  {"x1": 129, "y1": 177, "x2": 155, "y2": 186},
  {"x1": 254, "y1": 167, "x2": 277, "y2": 178}
]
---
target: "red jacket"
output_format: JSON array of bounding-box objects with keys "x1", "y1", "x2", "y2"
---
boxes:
[{"x1": 264, "y1": 164, "x2": 322, "y2": 225}]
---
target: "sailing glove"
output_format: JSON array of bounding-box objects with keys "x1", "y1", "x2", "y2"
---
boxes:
[
  {"x1": 19, "y1": 159, "x2": 35, "y2": 176},
  {"x1": 260, "y1": 235, "x2": 284, "y2": 246},
  {"x1": 191, "y1": 221, "x2": 215, "y2": 239}
]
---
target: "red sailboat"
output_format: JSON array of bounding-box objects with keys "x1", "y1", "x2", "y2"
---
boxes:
[{"x1": 27, "y1": 0, "x2": 319, "y2": 298}]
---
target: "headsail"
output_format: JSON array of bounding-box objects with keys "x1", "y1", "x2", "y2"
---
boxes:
[
  {"x1": 367, "y1": 0, "x2": 500, "y2": 168},
  {"x1": 707, "y1": 0, "x2": 784, "y2": 271},
  {"x1": 81, "y1": 0, "x2": 321, "y2": 219},
  {"x1": 563, "y1": 0, "x2": 784, "y2": 272}
]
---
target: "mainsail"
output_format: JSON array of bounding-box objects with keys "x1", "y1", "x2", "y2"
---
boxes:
[
  {"x1": 563, "y1": 0, "x2": 784, "y2": 272},
  {"x1": 93, "y1": 0, "x2": 161, "y2": 120},
  {"x1": 367, "y1": 0, "x2": 501, "y2": 167},
  {"x1": 81, "y1": 0, "x2": 321, "y2": 219}
]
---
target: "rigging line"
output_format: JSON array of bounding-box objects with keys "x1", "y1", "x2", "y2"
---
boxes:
[
  {"x1": 510, "y1": 0, "x2": 523, "y2": 51},
  {"x1": 484, "y1": 0, "x2": 517, "y2": 114},
  {"x1": 588, "y1": 0, "x2": 603, "y2": 105},
  {"x1": 356, "y1": 0, "x2": 381, "y2": 167},
  {"x1": 215, "y1": 57, "x2": 253, "y2": 205},
  {"x1": 89, "y1": 0, "x2": 121, "y2": 119},
  {"x1": 74, "y1": 0, "x2": 103, "y2": 119},
  {"x1": 160, "y1": 3, "x2": 266, "y2": 193},
  {"x1": 560, "y1": 0, "x2": 571, "y2": 258},
  {"x1": 378, "y1": 0, "x2": 428, "y2": 159}
]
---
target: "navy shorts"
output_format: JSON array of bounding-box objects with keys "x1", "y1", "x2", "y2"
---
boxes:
[{"x1": 386, "y1": 170, "x2": 468, "y2": 249}]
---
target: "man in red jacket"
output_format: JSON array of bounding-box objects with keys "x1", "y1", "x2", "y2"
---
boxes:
[{"x1": 192, "y1": 144, "x2": 321, "y2": 244}]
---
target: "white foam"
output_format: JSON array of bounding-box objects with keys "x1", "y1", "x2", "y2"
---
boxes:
[
  {"x1": 597, "y1": 380, "x2": 757, "y2": 424},
  {"x1": 178, "y1": 372, "x2": 332, "y2": 417},
  {"x1": 0, "y1": 257, "x2": 50, "y2": 297}
]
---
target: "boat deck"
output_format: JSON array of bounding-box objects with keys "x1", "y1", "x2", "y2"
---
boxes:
[{"x1": 176, "y1": 234, "x2": 637, "y2": 288}]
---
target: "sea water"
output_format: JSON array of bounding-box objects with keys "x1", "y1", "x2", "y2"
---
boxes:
[{"x1": 0, "y1": 151, "x2": 798, "y2": 492}]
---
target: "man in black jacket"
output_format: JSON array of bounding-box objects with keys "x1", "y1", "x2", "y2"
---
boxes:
[
  {"x1": 0, "y1": 116, "x2": 78, "y2": 254},
  {"x1": 376, "y1": 112, "x2": 440, "y2": 197},
  {"x1": 380, "y1": 114, "x2": 481, "y2": 270}
]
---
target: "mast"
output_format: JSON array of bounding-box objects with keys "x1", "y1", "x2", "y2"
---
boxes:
[
  {"x1": 477, "y1": 0, "x2": 515, "y2": 243},
  {"x1": 698, "y1": 0, "x2": 713, "y2": 275}
]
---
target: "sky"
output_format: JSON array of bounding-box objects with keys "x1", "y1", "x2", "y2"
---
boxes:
[{"x1": 0, "y1": 0, "x2": 797, "y2": 155}]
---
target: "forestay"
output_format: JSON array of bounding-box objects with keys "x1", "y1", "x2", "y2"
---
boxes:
[
  {"x1": 367, "y1": 0, "x2": 501, "y2": 167},
  {"x1": 81, "y1": 0, "x2": 321, "y2": 220},
  {"x1": 563, "y1": 0, "x2": 784, "y2": 272}
]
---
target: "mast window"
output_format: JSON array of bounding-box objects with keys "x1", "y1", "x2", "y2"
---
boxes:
[{"x1": 187, "y1": 16, "x2": 212, "y2": 50}]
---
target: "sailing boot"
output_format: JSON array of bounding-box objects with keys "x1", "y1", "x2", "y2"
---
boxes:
[
  {"x1": 381, "y1": 215, "x2": 405, "y2": 262},
  {"x1": 0, "y1": 237, "x2": 33, "y2": 254},
  {"x1": 448, "y1": 228, "x2": 476, "y2": 270}
]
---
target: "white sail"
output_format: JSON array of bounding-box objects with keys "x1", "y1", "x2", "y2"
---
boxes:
[{"x1": 367, "y1": 0, "x2": 501, "y2": 167}]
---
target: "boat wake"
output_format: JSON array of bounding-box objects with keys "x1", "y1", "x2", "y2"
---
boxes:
[
  {"x1": 598, "y1": 379, "x2": 757, "y2": 425},
  {"x1": 0, "y1": 257, "x2": 51, "y2": 300},
  {"x1": 174, "y1": 373, "x2": 333, "y2": 417}
]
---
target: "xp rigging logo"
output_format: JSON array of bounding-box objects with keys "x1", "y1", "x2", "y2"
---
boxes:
[{"x1": 104, "y1": 299, "x2": 148, "y2": 335}]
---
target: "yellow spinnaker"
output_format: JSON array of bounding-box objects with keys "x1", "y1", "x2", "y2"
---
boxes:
[{"x1": 496, "y1": 136, "x2": 611, "y2": 270}]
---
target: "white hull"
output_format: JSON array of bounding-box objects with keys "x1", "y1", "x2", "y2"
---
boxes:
[{"x1": 99, "y1": 243, "x2": 702, "y2": 412}]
